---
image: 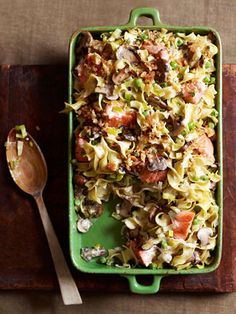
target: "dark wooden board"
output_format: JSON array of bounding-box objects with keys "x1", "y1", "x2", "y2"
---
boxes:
[{"x1": 0, "y1": 65, "x2": 235, "y2": 293}]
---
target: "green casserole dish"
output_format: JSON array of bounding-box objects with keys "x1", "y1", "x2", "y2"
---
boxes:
[{"x1": 68, "y1": 7, "x2": 223, "y2": 294}]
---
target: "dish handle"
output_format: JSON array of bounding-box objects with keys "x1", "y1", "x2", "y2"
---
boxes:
[
  {"x1": 122, "y1": 275, "x2": 163, "y2": 294},
  {"x1": 127, "y1": 7, "x2": 163, "y2": 27}
]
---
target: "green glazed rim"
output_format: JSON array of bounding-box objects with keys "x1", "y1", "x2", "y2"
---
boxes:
[{"x1": 67, "y1": 7, "x2": 223, "y2": 294}]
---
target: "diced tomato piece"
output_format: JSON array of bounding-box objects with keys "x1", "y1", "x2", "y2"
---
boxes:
[
  {"x1": 75, "y1": 137, "x2": 88, "y2": 162},
  {"x1": 182, "y1": 82, "x2": 205, "y2": 104},
  {"x1": 105, "y1": 103, "x2": 136, "y2": 128},
  {"x1": 173, "y1": 211, "x2": 195, "y2": 240},
  {"x1": 138, "y1": 247, "x2": 156, "y2": 267},
  {"x1": 139, "y1": 169, "x2": 168, "y2": 183}
]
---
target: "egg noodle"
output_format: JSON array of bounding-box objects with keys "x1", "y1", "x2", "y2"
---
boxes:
[{"x1": 65, "y1": 28, "x2": 220, "y2": 270}]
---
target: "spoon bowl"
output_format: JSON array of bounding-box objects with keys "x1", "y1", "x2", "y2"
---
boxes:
[
  {"x1": 6, "y1": 128, "x2": 47, "y2": 196},
  {"x1": 5, "y1": 127, "x2": 82, "y2": 305}
]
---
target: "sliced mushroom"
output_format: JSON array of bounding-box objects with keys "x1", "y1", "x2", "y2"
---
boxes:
[
  {"x1": 77, "y1": 217, "x2": 93, "y2": 233},
  {"x1": 116, "y1": 46, "x2": 138, "y2": 63},
  {"x1": 122, "y1": 226, "x2": 140, "y2": 240},
  {"x1": 112, "y1": 68, "x2": 129, "y2": 85},
  {"x1": 74, "y1": 174, "x2": 87, "y2": 186},
  {"x1": 146, "y1": 95, "x2": 171, "y2": 110},
  {"x1": 147, "y1": 156, "x2": 168, "y2": 172},
  {"x1": 102, "y1": 43, "x2": 116, "y2": 60},
  {"x1": 76, "y1": 31, "x2": 93, "y2": 56},
  {"x1": 116, "y1": 200, "x2": 132, "y2": 218},
  {"x1": 170, "y1": 122, "x2": 185, "y2": 137},
  {"x1": 197, "y1": 227, "x2": 213, "y2": 246},
  {"x1": 90, "y1": 39, "x2": 104, "y2": 54},
  {"x1": 155, "y1": 58, "x2": 168, "y2": 83},
  {"x1": 148, "y1": 205, "x2": 160, "y2": 223},
  {"x1": 81, "y1": 246, "x2": 107, "y2": 261}
]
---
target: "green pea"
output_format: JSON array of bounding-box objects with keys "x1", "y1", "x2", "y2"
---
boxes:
[
  {"x1": 191, "y1": 176, "x2": 199, "y2": 182},
  {"x1": 203, "y1": 77, "x2": 210, "y2": 84},
  {"x1": 193, "y1": 218, "x2": 199, "y2": 225},
  {"x1": 209, "y1": 77, "x2": 216, "y2": 84},
  {"x1": 208, "y1": 122, "x2": 215, "y2": 129},
  {"x1": 200, "y1": 175, "x2": 209, "y2": 181},
  {"x1": 170, "y1": 61, "x2": 179, "y2": 70},
  {"x1": 161, "y1": 240, "x2": 168, "y2": 249},
  {"x1": 188, "y1": 121, "x2": 195, "y2": 130},
  {"x1": 176, "y1": 38, "x2": 184, "y2": 46},
  {"x1": 211, "y1": 109, "x2": 218, "y2": 117},
  {"x1": 140, "y1": 33, "x2": 149, "y2": 41},
  {"x1": 143, "y1": 110, "x2": 149, "y2": 117},
  {"x1": 205, "y1": 61, "x2": 212, "y2": 69},
  {"x1": 134, "y1": 78, "x2": 144, "y2": 89},
  {"x1": 125, "y1": 92, "x2": 133, "y2": 101}
]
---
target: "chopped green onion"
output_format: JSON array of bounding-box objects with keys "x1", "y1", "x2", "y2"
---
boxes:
[
  {"x1": 98, "y1": 256, "x2": 107, "y2": 264},
  {"x1": 205, "y1": 61, "x2": 211, "y2": 69},
  {"x1": 17, "y1": 140, "x2": 24, "y2": 156},
  {"x1": 168, "y1": 230, "x2": 174, "y2": 237},
  {"x1": 176, "y1": 38, "x2": 184, "y2": 46},
  {"x1": 134, "y1": 151, "x2": 140, "y2": 157},
  {"x1": 113, "y1": 106, "x2": 123, "y2": 113},
  {"x1": 9, "y1": 160, "x2": 18, "y2": 170},
  {"x1": 211, "y1": 109, "x2": 218, "y2": 117},
  {"x1": 209, "y1": 76, "x2": 216, "y2": 84},
  {"x1": 134, "y1": 78, "x2": 144, "y2": 89},
  {"x1": 182, "y1": 127, "x2": 189, "y2": 136},
  {"x1": 116, "y1": 173, "x2": 124, "y2": 181},
  {"x1": 15, "y1": 124, "x2": 27, "y2": 139},
  {"x1": 200, "y1": 175, "x2": 209, "y2": 181},
  {"x1": 150, "y1": 263, "x2": 158, "y2": 269},
  {"x1": 188, "y1": 121, "x2": 195, "y2": 130},
  {"x1": 140, "y1": 33, "x2": 149, "y2": 41},
  {"x1": 74, "y1": 199, "x2": 81, "y2": 206},
  {"x1": 196, "y1": 264, "x2": 204, "y2": 269},
  {"x1": 191, "y1": 175, "x2": 199, "y2": 182},
  {"x1": 170, "y1": 61, "x2": 179, "y2": 70},
  {"x1": 112, "y1": 212, "x2": 121, "y2": 220},
  {"x1": 193, "y1": 218, "x2": 199, "y2": 225},
  {"x1": 125, "y1": 92, "x2": 133, "y2": 101}
]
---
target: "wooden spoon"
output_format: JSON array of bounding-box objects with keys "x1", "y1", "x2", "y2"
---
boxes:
[{"x1": 6, "y1": 128, "x2": 82, "y2": 305}]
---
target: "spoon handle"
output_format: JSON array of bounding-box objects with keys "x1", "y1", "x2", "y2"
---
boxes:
[{"x1": 34, "y1": 193, "x2": 82, "y2": 305}]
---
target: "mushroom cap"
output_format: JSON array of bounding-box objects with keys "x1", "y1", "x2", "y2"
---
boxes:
[
  {"x1": 197, "y1": 227, "x2": 213, "y2": 246},
  {"x1": 77, "y1": 218, "x2": 92, "y2": 233}
]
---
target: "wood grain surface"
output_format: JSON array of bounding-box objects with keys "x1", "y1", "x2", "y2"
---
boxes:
[{"x1": 0, "y1": 65, "x2": 235, "y2": 293}]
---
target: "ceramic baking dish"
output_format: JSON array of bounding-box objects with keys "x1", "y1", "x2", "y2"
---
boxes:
[{"x1": 68, "y1": 7, "x2": 223, "y2": 294}]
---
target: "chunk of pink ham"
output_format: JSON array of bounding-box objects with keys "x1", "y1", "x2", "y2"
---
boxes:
[{"x1": 182, "y1": 82, "x2": 206, "y2": 104}]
